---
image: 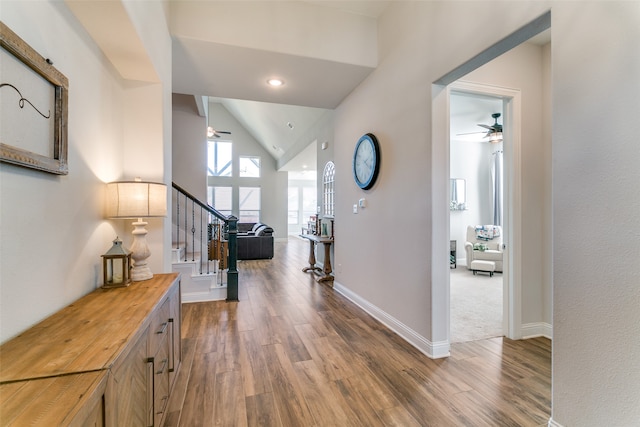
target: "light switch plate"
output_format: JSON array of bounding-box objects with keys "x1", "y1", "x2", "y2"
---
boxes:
[{"x1": 353, "y1": 204, "x2": 358, "y2": 214}]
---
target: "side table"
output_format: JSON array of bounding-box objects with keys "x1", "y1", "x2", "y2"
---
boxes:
[{"x1": 299, "y1": 234, "x2": 334, "y2": 285}]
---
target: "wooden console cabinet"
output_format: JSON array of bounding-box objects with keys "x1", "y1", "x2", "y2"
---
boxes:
[{"x1": 0, "y1": 273, "x2": 181, "y2": 426}]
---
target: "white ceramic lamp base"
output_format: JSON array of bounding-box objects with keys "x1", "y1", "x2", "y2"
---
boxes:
[{"x1": 129, "y1": 219, "x2": 153, "y2": 281}]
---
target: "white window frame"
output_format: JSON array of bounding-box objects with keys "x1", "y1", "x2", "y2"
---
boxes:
[
  {"x1": 239, "y1": 156, "x2": 261, "y2": 178},
  {"x1": 239, "y1": 186, "x2": 261, "y2": 223},
  {"x1": 323, "y1": 161, "x2": 335, "y2": 218},
  {"x1": 207, "y1": 140, "x2": 233, "y2": 177}
]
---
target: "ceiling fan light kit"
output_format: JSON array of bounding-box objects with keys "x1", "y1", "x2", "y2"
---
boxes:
[
  {"x1": 207, "y1": 126, "x2": 232, "y2": 139},
  {"x1": 457, "y1": 112, "x2": 503, "y2": 143},
  {"x1": 488, "y1": 132, "x2": 503, "y2": 143},
  {"x1": 479, "y1": 113, "x2": 503, "y2": 143}
]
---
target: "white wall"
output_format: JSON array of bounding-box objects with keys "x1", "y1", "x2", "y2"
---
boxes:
[
  {"x1": 170, "y1": 1, "x2": 378, "y2": 68},
  {"x1": 551, "y1": 3, "x2": 640, "y2": 425},
  {"x1": 0, "y1": 1, "x2": 123, "y2": 342},
  {"x1": 541, "y1": 42, "x2": 553, "y2": 328},
  {"x1": 0, "y1": 0, "x2": 172, "y2": 343},
  {"x1": 172, "y1": 94, "x2": 208, "y2": 201},
  {"x1": 118, "y1": 1, "x2": 173, "y2": 274}
]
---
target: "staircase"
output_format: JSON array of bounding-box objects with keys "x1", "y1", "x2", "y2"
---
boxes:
[{"x1": 171, "y1": 182, "x2": 238, "y2": 302}]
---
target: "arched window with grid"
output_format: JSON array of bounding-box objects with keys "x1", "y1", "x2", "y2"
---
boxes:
[{"x1": 322, "y1": 161, "x2": 335, "y2": 218}]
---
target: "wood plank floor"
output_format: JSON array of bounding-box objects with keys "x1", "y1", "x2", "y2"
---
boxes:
[{"x1": 164, "y1": 237, "x2": 551, "y2": 427}]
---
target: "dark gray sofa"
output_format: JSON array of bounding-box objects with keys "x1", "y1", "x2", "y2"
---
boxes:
[{"x1": 237, "y1": 223, "x2": 274, "y2": 260}]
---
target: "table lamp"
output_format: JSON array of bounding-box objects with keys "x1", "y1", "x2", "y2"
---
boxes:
[{"x1": 106, "y1": 178, "x2": 167, "y2": 281}]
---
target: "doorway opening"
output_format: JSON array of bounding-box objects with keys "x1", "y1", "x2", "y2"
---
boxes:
[
  {"x1": 449, "y1": 88, "x2": 506, "y2": 343},
  {"x1": 430, "y1": 11, "x2": 550, "y2": 357}
]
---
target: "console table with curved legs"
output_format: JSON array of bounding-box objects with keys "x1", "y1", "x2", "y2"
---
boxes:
[{"x1": 299, "y1": 234, "x2": 334, "y2": 286}]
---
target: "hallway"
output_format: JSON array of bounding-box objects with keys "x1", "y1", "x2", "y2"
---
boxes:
[{"x1": 165, "y1": 238, "x2": 551, "y2": 426}]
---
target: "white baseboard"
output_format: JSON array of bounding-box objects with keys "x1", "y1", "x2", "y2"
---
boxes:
[
  {"x1": 548, "y1": 417, "x2": 563, "y2": 427},
  {"x1": 332, "y1": 281, "x2": 550, "y2": 359},
  {"x1": 333, "y1": 281, "x2": 450, "y2": 359},
  {"x1": 182, "y1": 284, "x2": 227, "y2": 303},
  {"x1": 522, "y1": 322, "x2": 552, "y2": 339}
]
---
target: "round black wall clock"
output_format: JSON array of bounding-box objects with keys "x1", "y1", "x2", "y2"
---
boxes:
[{"x1": 352, "y1": 133, "x2": 380, "y2": 190}]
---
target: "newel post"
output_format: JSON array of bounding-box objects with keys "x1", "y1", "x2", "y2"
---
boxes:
[{"x1": 226, "y1": 215, "x2": 239, "y2": 301}]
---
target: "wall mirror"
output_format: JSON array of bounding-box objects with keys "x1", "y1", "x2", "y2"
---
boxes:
[{"x1": 450, "y1": 178, "x2": 466, "y2": 210}]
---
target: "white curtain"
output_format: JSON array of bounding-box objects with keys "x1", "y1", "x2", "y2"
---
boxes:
[{"x1": 491, "y1": 151, "x2": 503, "y2": 226}]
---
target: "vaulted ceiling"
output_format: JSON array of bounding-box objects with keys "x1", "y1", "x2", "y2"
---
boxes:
[
  {"x1": 169, "y1": 1, "x2": 389, "y2": 171},
  {"x1": 65, "y1": 1, "x2": 547, "y2": 173}
]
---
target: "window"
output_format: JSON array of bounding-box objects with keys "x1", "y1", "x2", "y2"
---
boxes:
[
  {"x1": 239, "y1": 156, "x2": 260, "y2": 177},
  {"x1": 239, "y1": 187, "x2": 260, "y2": 223},
  {"x1": 323, "y1": 161, "x2": 335, "y2": 217},
  {"x1": 288, "y1": 187, "x2": 299, "y2": 224},
  {"x1": 208, "y1": 186, "x2": 232, "y2": 216},
  {"x1": 303, "y1": 187, "x2": 316, "y2": 221},
  {"x1": 287, "y1": 173, "x2": 317, "y2": 235},
  {"x1": 207, "y1": 140, "x2": 232, "y2": 177}
]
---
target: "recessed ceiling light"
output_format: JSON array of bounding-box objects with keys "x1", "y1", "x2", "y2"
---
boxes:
[{"x1": 267, "y1": 78, "x2": 284, "y2": 87}]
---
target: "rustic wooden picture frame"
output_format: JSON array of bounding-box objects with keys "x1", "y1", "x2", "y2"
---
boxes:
[{"x1": 0, "y1": 21, "x2": 69, "y2": 175}]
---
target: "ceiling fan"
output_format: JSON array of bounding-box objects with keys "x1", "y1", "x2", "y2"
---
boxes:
[
  {"x1": 458, "y1": 113, "x2": 503, "y2": 143},
  {"x1": 207, "y1": 126, "x2": 231, "y2": 138}
]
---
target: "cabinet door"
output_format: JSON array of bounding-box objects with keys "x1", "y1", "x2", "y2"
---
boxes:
[
  {"x1": 168, "y1": 282, "x2": 182, "y2": 387},
  {"x1": 111, "y1": 327, "x2": 150, "y2": 427},
  {"x1": 76, "y1": 395, "x2": 105, "y2": 427}
]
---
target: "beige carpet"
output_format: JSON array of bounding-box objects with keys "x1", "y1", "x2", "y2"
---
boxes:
[{"x1": 450, "y1": 266, "x2": 503, "y2": 343}]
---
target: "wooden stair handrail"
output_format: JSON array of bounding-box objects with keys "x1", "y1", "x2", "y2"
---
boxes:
[
  {"x1": 172, "y1": 182, "x2": 238, "y2": 301},
  {"x1": 171, "y1": 181, "x2": 229, "y2": 222}
]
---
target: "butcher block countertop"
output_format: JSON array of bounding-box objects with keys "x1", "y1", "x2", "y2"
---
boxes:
[{"x1": 0, "y1": 273, "x2": 179, "y2": 384}]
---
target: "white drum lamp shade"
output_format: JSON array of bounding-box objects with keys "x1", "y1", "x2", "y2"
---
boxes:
[
  {"x1": 106, "y1": 180, "x2": 167, "y2": 281},
  {"x1": 106, "y1": 181, "x2": 167, "y2": 218}
]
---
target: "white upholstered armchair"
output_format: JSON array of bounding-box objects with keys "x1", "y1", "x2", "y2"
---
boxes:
[{"x1": 464, "y1": 225, "x2": 503, "y2": 272}]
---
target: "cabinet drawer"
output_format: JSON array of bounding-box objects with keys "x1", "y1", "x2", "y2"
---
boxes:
[
  {"x1": 149, "y1": 298, "x2": 170, "y2": 354},
  {"x1": 152, "y1": 341, "x2": 170, "y2": 427}
]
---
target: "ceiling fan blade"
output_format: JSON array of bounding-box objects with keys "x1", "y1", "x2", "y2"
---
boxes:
[
  {"x1": 477, "y1": 124, "x2": 493, "y2": 130},
  {"x1": 457, "y1": 131, "x2": 486, "y2": 135},
  {"x1": 207, "y1": 126, "x2": 232, "y2": 138}
]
